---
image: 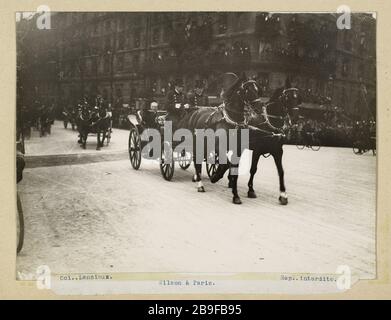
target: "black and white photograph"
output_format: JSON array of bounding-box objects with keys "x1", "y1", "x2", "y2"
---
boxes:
[{"x1": 15, "y1": 11, "x2": 376, "y2": 294}]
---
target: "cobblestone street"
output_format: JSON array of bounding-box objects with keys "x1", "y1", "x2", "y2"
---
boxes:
[{"x1": 16, "y1": 122, "x2": 376, "y2": 280}]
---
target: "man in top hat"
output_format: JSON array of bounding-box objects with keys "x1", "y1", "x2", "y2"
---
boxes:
[
  {"x1": 165, "y1": 78, "x2": 188, "y2": 127},
  {"x1": 219, "y1": 72, "x2": 240, "y2": 101},
  {"x1": 188, "y1": 80, "x2": 209, "y2": 108}
]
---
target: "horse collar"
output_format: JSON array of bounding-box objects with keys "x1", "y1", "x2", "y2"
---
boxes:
[{"x1": 220, "y1": 103, "x2": 247, "y2": 128}]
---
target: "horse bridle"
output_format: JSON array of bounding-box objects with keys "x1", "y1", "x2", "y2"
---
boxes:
[
  {"x1": 243, "y1": 85, "x2": 297, "y2": 136},
  {"x1": 220, "y1": 79, "x2": 259, "y2": 128},
  {"x1": 222, "y1": 80, "x2": 296, "y2": 131}
]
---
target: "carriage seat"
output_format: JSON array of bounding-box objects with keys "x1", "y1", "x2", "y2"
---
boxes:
[{"x1": 137, "y1": 109, "x2": 167, "y2": 127}]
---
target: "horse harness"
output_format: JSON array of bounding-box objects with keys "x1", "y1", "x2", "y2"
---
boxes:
[{"x1": 205, "y1": 101, "x2": 289, "y2": 140}]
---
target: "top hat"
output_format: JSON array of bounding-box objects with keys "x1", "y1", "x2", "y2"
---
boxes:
[
  {"x1": 219, "y1": 72, "x2": 240, "y2": 98},
  {"x1": 195, "y1": 80, "x2": 204, "y2": 89},
  {"x1": 173, "y1": 78, "x2": 184, "y2": 87}
]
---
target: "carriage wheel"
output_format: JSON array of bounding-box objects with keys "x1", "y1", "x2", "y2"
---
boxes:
[
  {"x1": 206, "y1": 153, "x2": 219, "y2": 179},
  {"x1": 129, "y1": 127, "x2": 141, "y2": 169},
  {"x1": 16, "y1": 193, "x2": 24, "y2": 254},
  {"x1": 106, "y1": 122, "x2": 112, "y2": 145},
  {"x1": 310, "y1": 138, "x2": 321, "y2": 151},
  {"x1": 296, "y1": 142, "x2": 305, "y2": 150},
  {"x1": 160, "y1": 142, "x2": 175, "y2": 181},
  {"x1": 353, "y1": 141, "x2": 363, "y2": 155},
  {"x1": 178, "y1": 151, "x2": 191, "y2": 170}
]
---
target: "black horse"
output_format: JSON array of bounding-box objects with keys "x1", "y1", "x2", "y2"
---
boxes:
[
  {"x1": 77, "y1": 101, "x2": 111, "y2": 150},
  {"x1": 226, "y1": 85, "x2": 301, "y2": 205},
  {"x1": 179, "y1": 73, "x2": 262, "y2": 204}
]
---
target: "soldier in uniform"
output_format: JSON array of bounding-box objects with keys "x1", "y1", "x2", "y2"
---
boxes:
[
  {"x1": 165, "y1": 78, "x2": 188, "y2": 128},
  {"x1": 188, "y1": 80, "x2": 209, "y2": 108}
]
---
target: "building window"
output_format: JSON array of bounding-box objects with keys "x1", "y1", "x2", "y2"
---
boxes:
[
  {"x1": 104, "y1": 55, "x2": 110, "y2": 73},
  {"x1": 134, "y1": 15, "x2": 142, "y2": 26},
  {"x1": 92, "y1": 57, "x2": 98, "y2": 76},
  {"x1": 72, "y1": 13, "x2": 78, "y2": 25},
  {"x1": 152, "y1": 28, "x2": 160, "y2": 45},
  {"x1": 105, "y1": 20, "x2": 111, "y2": 32},
  {"x1": 342, "y1": 59, "x2": 349, "y2": 77},
  {"x1": 119, "y1": 18, "x2": 125, "y2": 31},
  {"x1": 104, "y1": 36, "x2": 111, "y2": 52},
  {"x1": 358, "y1": 63, "x2": 365, "y2": 81},
  {"x1": 217, "y1": 13, "x2": 228, "y2": 34},
  {"x1": 133, "y1": 54, "x2": 139, "y2": 69},
  {"x1": 342, "y1": 30, "x2": 352, "y2": 51},
  {"x1": 234, "y1": 13, "x2": 247, "y2": 31},
  {"x1": 162, "y1": 24, "x2": 170, "y2": 43},
  {"x1": 359, "y1": 32, "x2": 367, "y2": 53},
  {"x1": 103, "y1": 89, "x2": 108, "y2": 100},
  {"x1": 341, "y1": 87, "x2": 347, "y2": 107},
  {"x1": 160, "y1": 77, "x2": 168, "y2": 94},
  {"x1": 134, "y1": 30, "x2": 141, "y2": 48},
  {"x1": 151, "y1": 78, "x2": 158, "y2": 94},
  {"x1": 151, "y1": 51, "x2": 160, "y2": 63},
  {"x1": 118, "y1": 33, "x2": 125, "y2": 50},
  {"x1": 115, "y1": 86, "x2": 123, "y2": 100},
  {"x1": 117, "y1": 54, "x2": 124, "y2": 71}
]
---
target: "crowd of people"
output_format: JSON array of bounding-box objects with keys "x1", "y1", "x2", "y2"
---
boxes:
[
  {"x1": 17, "y1": 79, "x2": 376, "y2": 152},
  {"x1": 17, "y1": 100, "x2": 56, "y2": 139},
  {"x1": 289, "y1": 116, "x2": 376, "y2": 148},
  {"x1": 109, "y1": 79, "x2": 211, "y2": 129}
]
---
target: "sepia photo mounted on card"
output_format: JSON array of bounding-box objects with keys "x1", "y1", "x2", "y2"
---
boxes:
[{"x1": 14, "y1": 8, "x2": 377, "y2": 295}]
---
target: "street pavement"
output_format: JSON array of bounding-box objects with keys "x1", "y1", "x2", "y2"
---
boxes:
[{"x1": 16, "y1": 121, "x2": 376, "y2": 280}]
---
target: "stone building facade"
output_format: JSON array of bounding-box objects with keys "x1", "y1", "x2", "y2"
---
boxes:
[{"x1": 17, "y1": 12, "x2": 376, "y2": 119}]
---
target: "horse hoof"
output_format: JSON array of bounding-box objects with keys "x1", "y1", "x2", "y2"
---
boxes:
[
  {"x1": 248, "y1": 191, "x2": 257, "y2": 198},
  {"x1": 197, "y1": 186, "x2": 205, "y2": 193},
  {"x1": 192, "y1": 177, "x2": 196, "y2": 182},
  {"x1": 233, "y1": 197, "x2": 242, "y2": 205},
  {"x1": 279, "y1": 196, "x2": 288, "y2": 205},
  {"x1": 210, "y1": 175, "x2": 220, "y2": 184},
  {"x1": 96, "y1": 147, "x2": 101, "y2": 151},
  {"x1": 83, "y1": 146, "x2": 86, "y2": 150}
]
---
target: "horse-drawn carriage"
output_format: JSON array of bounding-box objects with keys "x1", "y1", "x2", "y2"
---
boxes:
[
  {"x1": 127, "y1": 73, "x2": 300, "y2": 205},
  {"x1": 127, "y1": 109, "x2": 218, "y2": 181},
  {"x1": 76, "y1": 103, "x2": 113, "y2": 150}
]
